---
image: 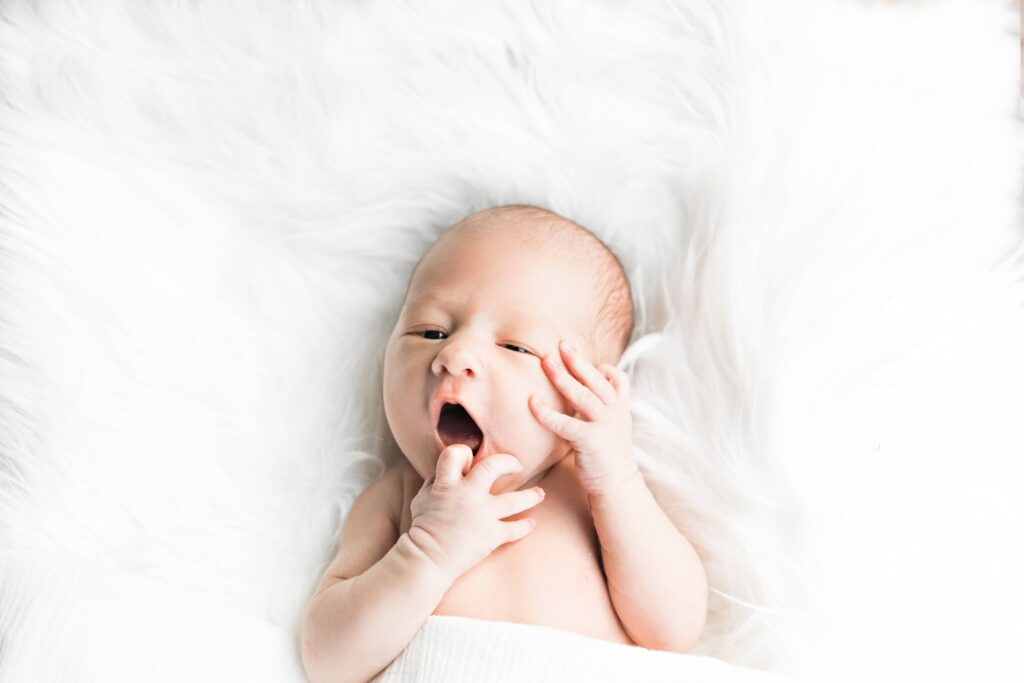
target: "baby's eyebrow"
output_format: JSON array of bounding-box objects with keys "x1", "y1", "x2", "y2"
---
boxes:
[
  {"x1": 405, "y1": 301, "x2": 552, "y2": 335},
  {"x1": 408, "y1": 294, "x2": 457, "y2": 309},
  {"x1": 407, "y1": 298, "x2": 553, "y2": 333},
  {"x1": 406, "y1": 295, "x2": 479, "y2": 316}
]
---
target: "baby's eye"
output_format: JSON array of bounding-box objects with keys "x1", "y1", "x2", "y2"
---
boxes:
[
  {"x1": 502, "y1": 344, "x2": 531, "y2": 355},
  {"x1": 417, "y1": 330, "x2": 447, "y2": 340}
]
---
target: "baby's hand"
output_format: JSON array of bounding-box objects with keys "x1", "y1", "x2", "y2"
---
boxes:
[
  {"x1": 530, "y1": 340, "x2": 639, "y2": 498},
  {"x1": 406, "y1": 444, "x2": 545, "y2": 582}
]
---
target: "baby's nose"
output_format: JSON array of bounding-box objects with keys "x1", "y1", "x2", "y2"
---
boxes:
[{"x1": 432, "y1": 345, "x2": 480, "y2": 378}]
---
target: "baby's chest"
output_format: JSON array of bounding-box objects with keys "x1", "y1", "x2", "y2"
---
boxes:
[
  {"x1": 433, "y1": 512, "x2": 601, "y2": 615},
  {"x1": 427, "y1": 492, "x2": 635, "y2": 645}
]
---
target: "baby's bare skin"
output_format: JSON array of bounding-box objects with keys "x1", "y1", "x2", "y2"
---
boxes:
[
  {"x1": 301, "y1": 207, "x2": 706, "y2": 683},
  {"x1": 392, "y1": 453, "x2": 635, "y2": 646}
]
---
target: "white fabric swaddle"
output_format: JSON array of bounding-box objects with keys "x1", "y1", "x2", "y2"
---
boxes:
[{"x1": 374, "y1": 615, "x2": 795, "y2": 683}]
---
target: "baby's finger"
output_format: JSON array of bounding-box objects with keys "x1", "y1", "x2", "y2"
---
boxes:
[
  {"x1": 465, "y1": 453, "x2": 523, "y2": 492},
  {"x1": 529, "y1": 396, "x2": 587, "y2": 442},
  {"x1": 433, "y1": 444, "x2": 474, "y2": 489},
  {"x1": 499, "y1": 517, "x2": 537, "y2": 545},
  {"x1": 560, "y1": 342, "x2": 617, "y2": 405},
  {"x1": 542, "y1": 354, "x2": 605, "y2": 421},
  {"x1": 495, "y1": 486, "x2": 545, "y2": 519},
  {"x1": 601, "y1": 364, "x2": 630, "y2": 401}
]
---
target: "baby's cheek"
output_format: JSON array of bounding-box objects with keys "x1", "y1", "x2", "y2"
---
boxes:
[{"x1": 530, "y1": 372, "x2": 561, "y2": 403}]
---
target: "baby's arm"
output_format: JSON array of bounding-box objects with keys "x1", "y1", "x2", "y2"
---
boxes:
[
  {"x1": 533, "y1": 344, "x2": 706, "y2": 651},
  {"x1": 300, "y1": 469, "x2": 453, "y2": 683},
  {"x1": 301, "y1": 447, "x2": 543, "y2": 683},
  {"x1": 588, "y1": 470, "x2": 708, "y2": 653}
]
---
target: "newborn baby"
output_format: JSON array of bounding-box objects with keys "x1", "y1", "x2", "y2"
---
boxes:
[{"x1": 300, "y1": 205, "x2": 707, "y2": 683}]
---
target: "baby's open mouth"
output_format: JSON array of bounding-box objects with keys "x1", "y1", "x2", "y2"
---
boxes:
[{"x1": 437, "y1": 402, "x2": 484, "y2": 455}]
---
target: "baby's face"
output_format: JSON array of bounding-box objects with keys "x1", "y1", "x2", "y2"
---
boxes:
[{"x1": 383, "y1": 226, "x2": 595, "y2": 494}]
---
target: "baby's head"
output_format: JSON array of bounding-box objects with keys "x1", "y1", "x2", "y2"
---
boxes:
[{"x1": 382, "y1": 204, "x2": 633, "y2": 493}]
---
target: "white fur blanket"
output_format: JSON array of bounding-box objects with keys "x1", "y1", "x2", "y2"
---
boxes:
[
  {"x1": 0, "y1": 0, "x2": 1021, "y2": 681},
  {"x1": 0, "y1": 550, "x2": 305, "y2": 681}
]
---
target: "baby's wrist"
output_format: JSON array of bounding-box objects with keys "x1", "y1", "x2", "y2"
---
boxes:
[
  {"x1": 583, "y1": 465, "x2": 643, "y2": 505},
  {"x1": 396, "y1": 530, "x2": 459, "y2": 588}
]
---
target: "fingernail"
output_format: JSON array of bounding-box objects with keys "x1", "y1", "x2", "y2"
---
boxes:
[
  {"x1": 561, "y1": 341, "x2": 573, "y2": 352},
  {"x1": 537, "y1": 487, "x2": 545, "y2": 498}
]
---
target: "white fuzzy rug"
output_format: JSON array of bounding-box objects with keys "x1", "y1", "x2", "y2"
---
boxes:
[{"x1": 0, "y1": 0, "x2": 1021, "y2": 681}]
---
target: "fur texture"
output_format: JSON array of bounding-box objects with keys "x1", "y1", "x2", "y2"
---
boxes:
[{"x1": 0, "y1": 0, "x2": 1020, "y2": 680}]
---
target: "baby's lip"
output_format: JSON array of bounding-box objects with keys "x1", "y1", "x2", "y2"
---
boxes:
[
  {"x1": 430, "y1": 391, "x2": 485, "y2": 436},
  {"x1": 429, "y1": 390, "x2": 487, "y2": 455}
]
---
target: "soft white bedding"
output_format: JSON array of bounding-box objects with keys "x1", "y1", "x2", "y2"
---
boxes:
[
  {"x1": 0, "y1": 550, "x2": 305, "y2": 682},
  {"x1": 0, "y1": 0, "x2": 1020, "y2": 681}
]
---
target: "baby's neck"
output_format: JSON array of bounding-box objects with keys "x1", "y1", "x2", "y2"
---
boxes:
[{"x1": 520, "y1": 451, "x2": 574, "y2": 490}]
